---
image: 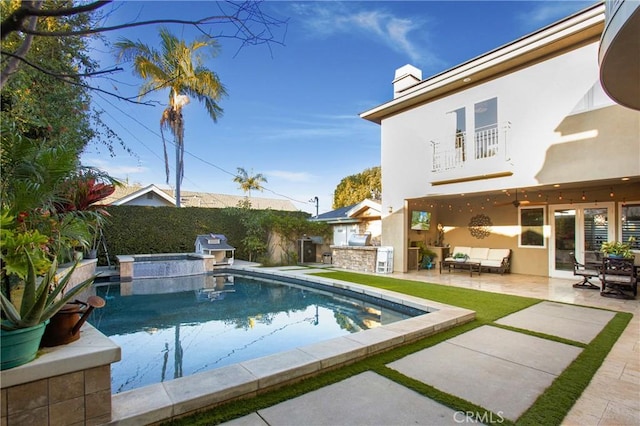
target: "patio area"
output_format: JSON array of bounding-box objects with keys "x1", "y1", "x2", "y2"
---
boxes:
[{"x1": 386, "y1": 267, "x2": 639, "y2": 425}]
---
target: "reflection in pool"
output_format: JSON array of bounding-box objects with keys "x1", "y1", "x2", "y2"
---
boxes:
[{"x1": 91, "y1": 273, "x2": 418, "y2": 393}]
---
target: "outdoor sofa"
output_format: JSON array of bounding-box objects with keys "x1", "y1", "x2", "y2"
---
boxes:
[{"x1": 445, "y1": 247, "x2": 511, "y2": 274}]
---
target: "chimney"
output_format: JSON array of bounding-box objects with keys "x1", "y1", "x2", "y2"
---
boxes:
[{"x1": 392, "y1": 64, "x2": 422, "y2": 98}]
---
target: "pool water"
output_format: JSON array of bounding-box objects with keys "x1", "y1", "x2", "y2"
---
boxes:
[{"x1": 91, "y1": 274, "x2": 415, "y2": 393}]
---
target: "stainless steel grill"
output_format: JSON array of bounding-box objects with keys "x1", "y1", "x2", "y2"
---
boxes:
[{"x1": 348, "y1": 233, "x2": 371, "y2": 246}]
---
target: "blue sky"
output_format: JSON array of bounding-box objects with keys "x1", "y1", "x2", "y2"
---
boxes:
[{"x1": 81, "y1": 0, "x2": 596, "y2": 214}]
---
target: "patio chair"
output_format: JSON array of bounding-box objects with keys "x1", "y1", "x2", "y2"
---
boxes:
[
  {"x1": 600, "y1": 257, "x2": 638, "y2": 299},
  {"x1": 571, "y1": 253, "x2": 600, "y2": 289}
]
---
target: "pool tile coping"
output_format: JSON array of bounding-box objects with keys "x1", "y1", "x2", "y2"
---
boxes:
[{"x1": 108, "y1": 266, "x2": 475, "y2": 425}]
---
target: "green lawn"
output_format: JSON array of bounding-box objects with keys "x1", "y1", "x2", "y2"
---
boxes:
[{"x1": 168, "y1": 271, "x2": 631, "y2": 426}]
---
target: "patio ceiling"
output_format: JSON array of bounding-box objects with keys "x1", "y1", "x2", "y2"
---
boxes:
[{"x1": 407, "y1": 177, "x2": 640, "y2": 209}]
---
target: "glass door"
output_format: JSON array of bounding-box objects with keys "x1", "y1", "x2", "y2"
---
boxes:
[{"x1": 550, "y1": 203, "x2": 614, "y2": 278}]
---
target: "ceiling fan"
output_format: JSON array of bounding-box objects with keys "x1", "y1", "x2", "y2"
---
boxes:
[{"x1": 495, "y1": 189, "x2": 546, "y2": 207}]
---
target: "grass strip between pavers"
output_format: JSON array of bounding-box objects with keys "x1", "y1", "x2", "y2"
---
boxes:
[
  {"x1": 166, "y1": 272, "x2": 630, "y2": 426},
  {"x1": 517, "y1": 311, "x2": 632, "y2": 425}
]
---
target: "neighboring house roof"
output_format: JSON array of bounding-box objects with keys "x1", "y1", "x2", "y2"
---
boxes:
[
  {"x1": 108, "y1": 184, "x2": 176, "y2": 206},
  {"x1": 346, "y1": 199, "x2": 382, "y2": 219},
  {"x1": 311, "y1": 200, "x2": 381, "y2": 224},
  {"x1": 103, "y1": 184, "x2": 298, "y2": 211},
  {"x1": 194, "y1": 234, "x2": 235, "y2": 251},
  {"x1": 178, "y1": 190, "x2": 297, "y2": 211}
]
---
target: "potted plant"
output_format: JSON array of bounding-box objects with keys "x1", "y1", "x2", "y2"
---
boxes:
[
  {"x1": 600, "y1": 237, "x2": 636, "y2": 259},
  {"x1": 453, "y1": 252, "x2": 468, "y2": 262},
  {"x1": 421, "y1": 247, "x2": 438, "y2": 269},
  {"x1": 0, "y1": 212, "x2": 96, "y2": 369}
]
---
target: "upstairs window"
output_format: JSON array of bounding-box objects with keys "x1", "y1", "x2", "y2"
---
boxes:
[
  {"x1": 453, "y1": 107, "x2": 466, "y2": 161},
  {"x1": 474, "y1": 97, "x2": 498, "y2": 159}
]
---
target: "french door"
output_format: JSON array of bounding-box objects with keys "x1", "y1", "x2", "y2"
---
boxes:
[{"x1": 549, "y1": 203, "x2": 615, "y2": 278}]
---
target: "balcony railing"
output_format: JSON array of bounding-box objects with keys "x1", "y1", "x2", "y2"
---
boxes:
[
  {"x1": 474, "y1": 125, "x2": 499, "y2": 160},
  {"x1": 431, "y1": 122, "x2": 510, "y2": 173}
]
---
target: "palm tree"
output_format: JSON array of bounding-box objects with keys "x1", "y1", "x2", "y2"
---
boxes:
[
  {"x1": 115, "y1": 28, "x2": 227, "y2": 207},
  {"x1": 234, "y1": 167, "x2": 267, "y2": 200}
]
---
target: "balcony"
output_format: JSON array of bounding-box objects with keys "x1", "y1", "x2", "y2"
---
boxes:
[
  {"x1": 599, "y1": 0, "x2": 640, "y2": 110},
  {"x1": 431, "y1": 123, "x2": 511, "y2": 177}
]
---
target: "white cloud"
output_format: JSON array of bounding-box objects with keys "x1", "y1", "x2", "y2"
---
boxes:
[
  {"x1": 291, "y1": 3, "x2": 436, "y2": 66},
  {"x1": 519, "y1": 1, "x2": 595, "y2": 26},
  {"x1": 267, "y1": 170, "x2": 315, "y2": 183},
  {"x1": 83, "y1": 157, "x2": 148, "y2": 176}
]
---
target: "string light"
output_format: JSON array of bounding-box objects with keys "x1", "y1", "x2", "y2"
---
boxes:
[
  {"x1": 581, "y1": 191, "x2": 586, "y2": 201},
  {"x1": 558, "y1": 192, "x2": 563, "y2": 200},
  {"x1": 609, "y1": 188, "x2": 614, "y2": 198}
]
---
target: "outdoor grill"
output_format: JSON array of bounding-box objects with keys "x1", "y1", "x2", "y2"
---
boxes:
[{"x1": 348, "y1": 233, "x2": 371, "y2": 246}]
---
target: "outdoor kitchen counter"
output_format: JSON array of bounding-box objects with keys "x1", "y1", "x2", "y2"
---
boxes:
[{"x1": 330, "y1": 245, "x2": 378, "y2": 273}]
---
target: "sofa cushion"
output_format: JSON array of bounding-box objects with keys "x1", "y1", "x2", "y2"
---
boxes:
[
  {"x1": 487, "y1": 249, "x2": 510, "y2": 261},
  {"x1": 469, "y1": 247, "x2": 489, "y2": 260},
  {"x1": 481, "y1": 260, "x2": 504, "y2": 268},
  {"x1": 451, "y1": 247, "x2": 471, "y2": 257}
]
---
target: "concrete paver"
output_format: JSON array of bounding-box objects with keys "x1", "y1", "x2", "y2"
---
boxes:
[
  {"x1": 387, "y1": 326, "x2": 582, "y2": 421},
  {"x1": 495, "y1": 301, "x2": 616, "y2": 343},
  {"x1": 444, "y1": 325, "x2": 583, "y2": 375},
  {"x1": 227, "y1": 371, "x2": 464, "y2": 426}
]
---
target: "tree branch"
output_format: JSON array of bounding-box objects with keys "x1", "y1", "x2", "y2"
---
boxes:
[
  {"x1": 0, "y1": 1, "x2": 40, "y2": 87},
  {"x1": 1, "y1": 51, "x2": 123, "y2": 78},
  {"x1": 0, "y1": 50, "x2": 154, "y2": 105},
  {"x1": 1, "y1": 0, "x2": 111, "y2": 40}
]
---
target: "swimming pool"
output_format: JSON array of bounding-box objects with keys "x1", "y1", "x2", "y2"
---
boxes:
[{"x1": 92, "y1": 271, "x2": 423, "y2": 393}]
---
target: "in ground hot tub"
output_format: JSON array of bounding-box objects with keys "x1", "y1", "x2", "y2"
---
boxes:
[{"x1": 116, "y1": 253, "x2": 216, "y2": 281}]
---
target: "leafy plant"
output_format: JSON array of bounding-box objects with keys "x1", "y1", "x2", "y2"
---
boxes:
[
  {"x1": 600, "y1": 237, "x2": 636, "y2": 259},
  {"x1": 453, "y1": 252, "x2": 468, "y2": 260},
  {"x1": 0, "y1": 250, "x2": 95, "y2": 331},
  {"x1": 422, "y1": 248, "x2": 437, "y2": 260}
]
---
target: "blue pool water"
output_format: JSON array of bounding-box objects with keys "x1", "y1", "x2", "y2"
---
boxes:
[{"x1": 91, "y1": 273, "x2": 420, "y2": 393}]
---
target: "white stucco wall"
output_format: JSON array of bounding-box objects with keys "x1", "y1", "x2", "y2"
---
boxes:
[
  {"x1": 381, "y1": 42, "x2": 621, "y2": 214},
  {"x1": 376, "y1": 38, "x2": 640, "y2": 273}
]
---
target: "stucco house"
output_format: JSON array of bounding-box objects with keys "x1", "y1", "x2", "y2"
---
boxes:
[
  {"x1": 360, "y1": 2, "x2": 640, "y2": 278},
  {"x1": 310, "y1": 199, "x2": 382, "y2": 246}
]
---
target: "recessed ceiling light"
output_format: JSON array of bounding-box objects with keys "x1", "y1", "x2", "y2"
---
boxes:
[
  {"x1": 621, "y1": 177, "x2": 629, "y2": 181},
  {"x1": 463, "y1": 77, "x2": 471, "y2": 83},
  {"x1": 553, "y1": 184, "x2": 560, "y2": 187}
]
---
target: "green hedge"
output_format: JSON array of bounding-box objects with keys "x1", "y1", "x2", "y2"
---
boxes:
[{"x1": 99, "y1": 206, "x2": 328, "y2": 266}]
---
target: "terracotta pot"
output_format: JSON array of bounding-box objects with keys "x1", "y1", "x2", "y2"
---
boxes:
[{"x1": 41, "y1": 296, "x2": 105, "y2": 347}]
